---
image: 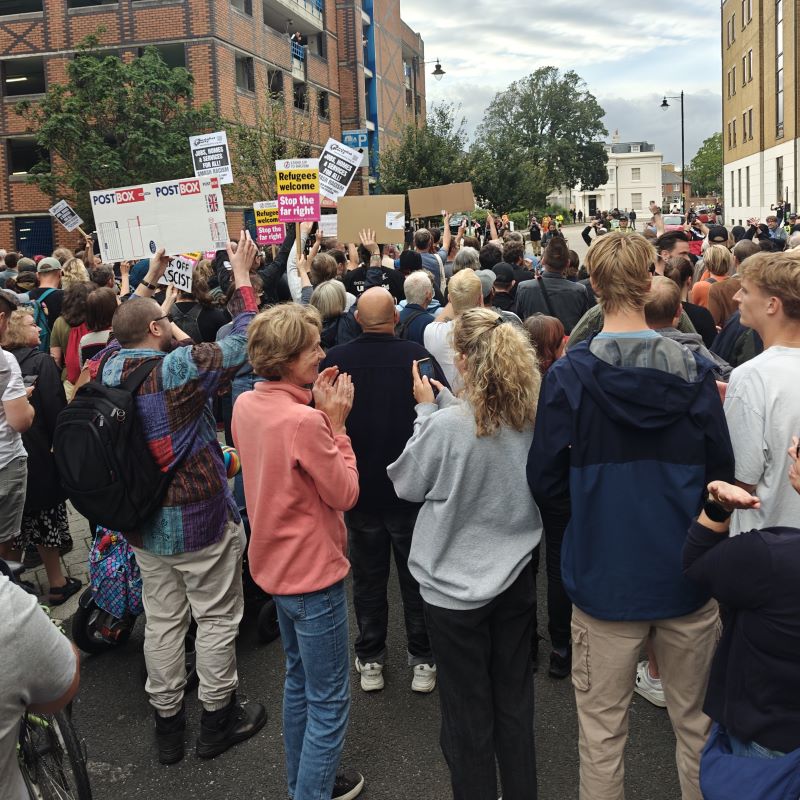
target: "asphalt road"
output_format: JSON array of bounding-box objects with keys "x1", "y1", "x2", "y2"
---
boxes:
[{"x1": 70, "y1": 562, "x2": 682, "y2": 800}]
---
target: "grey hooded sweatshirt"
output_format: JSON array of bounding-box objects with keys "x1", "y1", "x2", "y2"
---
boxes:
[
  {"x1": 655, "y1": 327, "x2": 733, "y2": 381},
  {"x1": 387, "y1": 389, "x2": 543, "y2": 611}
]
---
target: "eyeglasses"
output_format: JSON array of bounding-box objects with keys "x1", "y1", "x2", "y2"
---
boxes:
[{"x1": 151, "y1": 315, "x2": 168, "y2": 325}]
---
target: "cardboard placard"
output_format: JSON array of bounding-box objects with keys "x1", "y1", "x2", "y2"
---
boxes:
[
  {"x1": 253, "y1": 200, "x2": 285, "y2": 245},
  {"x1": 318, "y1": 138, "x2": 363, "y2": 200},
  {"x1": 337, "y1": 195, "x2": 405, "y2": 243},
  {"x1": 158, "y1": 252, "x2": 199, "y2": 292},
  {"x1": 275, "y1": 158, "x2": 320, "y2": 223},
  {"x1": 90, "y1": 177, "x2": 228, "y2": 262},
  {"x1": 190, "y1": 131, "x2": 233, "y2": 185},
  {"x1": 408, "y1": 182, "x2": 476, "y2": 218},
  {"x1": 318, "y1": 214, "x2": 338, "y2": 239},
  {"x1": 48, "y1": 199, "x2": 84, "y2": 233}
]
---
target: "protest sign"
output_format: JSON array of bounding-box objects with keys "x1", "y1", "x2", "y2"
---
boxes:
[
  {"x1": 89, "y1": 176, "x2": 228, "y2": 262},
  {"x1": 48, "y1": 199, "x2": 84, "y2": 233},
  {"x1": 337, "y1": 195, "x2": 405, "y2": 243},
  {"x1": 318, "y1": 214, "x2": 338, "y2": 239},
  {"x1": 253, "y1": 200, "x2": 285, "y2": 245},
  {"x1": 408, "y1": 182, "x2": 476, "y2": 218},
  {"x1": 189, "y1": 131, "x2": 233, "y2": 185},
  {"x1": 158, "y1": 252, "x2": 199, "y2": 292},
  {"x1": 275, "y1": 158, "x2": 320, "y2": 224},
  {"x1": 318, "y1": 138, "x2": 363, "y2": 200}
]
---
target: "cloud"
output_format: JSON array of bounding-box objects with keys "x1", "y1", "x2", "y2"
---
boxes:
[{"x1": 402, "y1": 0, "x2": 722, "y2": 162}]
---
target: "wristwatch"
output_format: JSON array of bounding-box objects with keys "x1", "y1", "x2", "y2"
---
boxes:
[
  {"x1": 703, "y1": 499, "x2": 732, "y2": 522},
  {"x1": 140, "y1": 279, "x2": 158, "y2": 291}
]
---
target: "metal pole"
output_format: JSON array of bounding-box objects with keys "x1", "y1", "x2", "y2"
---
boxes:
[{"x1": 680, "y1": 91, "x2": 686, "y2": 213}]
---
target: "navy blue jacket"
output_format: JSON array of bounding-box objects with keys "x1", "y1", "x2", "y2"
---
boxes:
[
  {"x1": 528, "y1": 341, "x2": 734, "y2": 621},
  {"x1": 397, "y1": 303, "x2": 435, "y2": 346},
  {"x1": 321, "y1": 333, "x2": 447, "y2": 512}
]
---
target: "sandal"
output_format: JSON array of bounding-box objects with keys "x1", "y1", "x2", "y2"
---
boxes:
[{"x1": 48, "y1": 576, "x2": 82, "y2": 606}]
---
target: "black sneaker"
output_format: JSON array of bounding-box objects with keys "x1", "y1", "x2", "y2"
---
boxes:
[
  {"x1": 155, "y1": 705, "x2": 186, "y2": 765},
  {"x1": 196, "y1": 693, "x2": 267, "y2": 759},
  {"x1": 548, "y1": 647, "x2": 572, "y2": 680},
  {"x1": 23, "y1": 546, "x2": 42, "y2": 569},
  {"x1": 332, "y1": 768, "x2": 364, "y2": 800}
]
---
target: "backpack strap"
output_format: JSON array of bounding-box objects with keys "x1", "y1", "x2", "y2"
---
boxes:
[
  {"x1": 535, "y1": 275, "x2": 557, "y2": 317},
  {"x1": 120, "y1": 357, "x2": 163, "y2": 394},
  {"x1": 396, "y1": 308, "x2": 427, "y2": 338}
]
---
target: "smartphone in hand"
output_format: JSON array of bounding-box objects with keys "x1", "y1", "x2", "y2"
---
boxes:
[{"x1": 416, "y1": 357, "x2": 438, "y2": 396}]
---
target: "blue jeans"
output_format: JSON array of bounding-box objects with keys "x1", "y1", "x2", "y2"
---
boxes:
[
  {"x1": 231, "y1": 373, "x2": 262, "y2": 518},
  {"x1": 728, "y1": 732, "x2": 786, "y2": 760},
  {"x1": 274, "y1": 580, "x2": 351, "y2": 800}
]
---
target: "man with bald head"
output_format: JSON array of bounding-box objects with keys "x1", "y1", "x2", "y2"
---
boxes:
[{"x1": 321, "y1": 286, "x2": 447, "y2": 694}]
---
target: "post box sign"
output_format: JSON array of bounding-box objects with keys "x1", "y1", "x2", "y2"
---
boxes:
[
  {"x1": 189, "y1": 131, "x2": 233, "y2": 185},
  {"x1": 275, "y1": 158, "x2": 320, "y2": 223},
  {"x1": 90, "y1": 177, "x2": 228, "y2": 262},
  {"x1": 253, "y1": 200, "x2": 285, "y2": 245}
]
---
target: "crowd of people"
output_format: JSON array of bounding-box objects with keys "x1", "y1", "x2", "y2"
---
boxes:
[{"x1": 1, "y1": 198, "x2": 800, "y2": 800}]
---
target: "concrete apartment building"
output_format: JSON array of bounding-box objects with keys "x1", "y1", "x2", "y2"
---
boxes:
[
  {"x1": 0, "y1": 0, "x2": 425, "y2": 255},
  {"x1": 722, "y1": 0, "x2": 797, "y2": 226}
]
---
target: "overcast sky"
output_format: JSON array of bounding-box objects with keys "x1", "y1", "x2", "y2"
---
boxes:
[{"x1": 401, "y1": 2, "x2": 722, "y2": 168}]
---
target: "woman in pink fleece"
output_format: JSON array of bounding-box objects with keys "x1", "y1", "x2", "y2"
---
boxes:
[{"x1": 232, "y1": 303, "x2": 364, "y2": 800}]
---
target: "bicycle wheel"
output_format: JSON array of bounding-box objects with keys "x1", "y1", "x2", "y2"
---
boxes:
[{"x1": 18, "y1": 710, "x2": 92, "y2": 800}]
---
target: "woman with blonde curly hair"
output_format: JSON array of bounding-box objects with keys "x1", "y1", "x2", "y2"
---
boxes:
[
  {"x1": 388, "y1": 307, "x2": 544, "y2": 800},
  {"x1": 60, "y1": 257, "x2": 90, "y2": 289}
]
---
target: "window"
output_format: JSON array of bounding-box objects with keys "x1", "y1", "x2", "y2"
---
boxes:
[
  {"x1": 308, "y1": 34, "x2": 326, "y2": 59},
  {"x1": 608, "y1": 167, "x2": 615, "y2": 181},
  {"x1": 138, "y1": 43, "x2": 186, "y2": 68},
  {"x1": 2, "y1": 57, "x2": 46, "y2": 96},
  {"x1": 732, "y1": 118, "x2": 737, "y2": 147},
  {"x1": 742, "y1": 111, "x2": 748, "y2": 141},
  {"x1": 268, "y1": 69, "x2": 283, "y2": 98},
  {"x1": 405, "y1": 87, "x2": 412, "y2": 107},
  {"x1": 235, "y1": 54, "x2": 255, "y2": 92},
  {"x1": 727, "y1": 14, "x2": 736, "y2": 45},
  {"x1": 7, "y1": 137, "x2": 49, "y2": 175},
  {"x1": 730, "y1": 171, "x2": 735, "y2": 205},
  {"x1": 68, "y1": 0, "x2": 117, "y2": 7},
  {"x1": 746, "y1": 166, "x2": 750, "y2": 206},
  {"x1": 748, "y1": 49, "x2": 753, "y2": 81},
  {"x1": 730, "y1": 66, "x2": 736, "y2": 95},
  {"x1": 231, "y1": 0, "x2": 252, "y2": 14},
  {"x1": 631, "y1": 167, "x2": 641, "y2": 181},
  {"x1": 631, "y1": 193, "x2": 642, "y2": 209},
  {"x1": 747, "y1": 108, "x2": 753, "y2": 140},
  {"x1": 1, "y1": 0, "x2": 43, "y2": 13},
  {"x1": 776, "y1": 0, "x2": 784, "y2": 137},
  {"x1": 777, "y1": 156, "x2": 784, "y2": 205},
  {"x1": 293, "y1": 81, "x2": 307, "y2": 111},
  {"x1": 317, "y1": 90, "x2": 329, "y2": 118},
  {"x1": 737, "y1": 169, "x2": 742, "y2": 206},
  {"x1": 631, "y1": 144, "x2": 640, "y2": 153},
  {"x1": 742, "y1": 0, "x2": 752, "y2": 25},
  {"x1": 727, "y1": 121, "x2": 732, "y2": 149}
]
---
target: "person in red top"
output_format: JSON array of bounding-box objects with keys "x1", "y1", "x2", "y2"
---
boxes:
[
  {"x1": 232, "y1": 302, "x2": 365, "y2": 800},
  {"x1": 690, "y1": 245, "x2": 733, "y2": 309}
]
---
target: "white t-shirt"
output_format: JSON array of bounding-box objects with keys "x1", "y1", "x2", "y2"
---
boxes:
[
  {"x1": 724, "y1": 346, "x2": 800, "y2": 535},
  {"x1": 0, "y1": 350, "x2": 26, "y2": 470},
  {"x1": 423, "y1": 320, "x2": 463, "y2": 395},
  {"x1": 0, "y1": 576, "x2": 77, "y2": 800}
]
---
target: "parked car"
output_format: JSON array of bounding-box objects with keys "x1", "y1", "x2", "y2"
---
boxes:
[{"x1": 663, "y1": 214, "x2": 685, "y2": 232}]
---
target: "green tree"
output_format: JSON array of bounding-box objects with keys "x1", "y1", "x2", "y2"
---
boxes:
[
  {"x1": 377, "y1": 102, "x2": 470, "y2": 195},
  {"x1": 686, "y1": 132, "x2": 723, "y2": 197},
  {"x1": 470, "y1": 67, "x2": 608, "y2": 212},
  {"x1": 16, "y1": 35, "x2": 220, "y2": 226}
]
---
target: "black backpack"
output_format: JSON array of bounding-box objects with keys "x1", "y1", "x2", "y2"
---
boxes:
[
  {"x1": 395, "y1": 308, "x2": 428, "y2": 340},
  {"x1": 169, "y1": 302, "x2": 203, "y2": 343},
  {"x1": 53, "y1": 354, "x2": 183, "y2": 532}
]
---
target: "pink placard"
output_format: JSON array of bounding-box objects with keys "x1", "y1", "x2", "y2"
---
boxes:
[
  {"x1": 278, "y1": 193, "x2": 320, "y2": 223},
  {"x1": 256, "y1": 224, "x2": 285, "y2": 245}
]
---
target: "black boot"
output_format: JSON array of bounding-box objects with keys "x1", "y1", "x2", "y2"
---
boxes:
[
  {"x1": 155, "y1": 705, "x2": 186, "y2": 765},
  {"x1": 195, "y1": 693, "x2": 267, "y2": 759}
]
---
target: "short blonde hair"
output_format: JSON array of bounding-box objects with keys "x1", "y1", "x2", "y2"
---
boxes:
[
  {"x1": 703, "y1": 244, "x2": 733, "y2": 277},
  {"x1": 740, "y1": 250, "x2": 800, "y2": 319},
  {"x1": 448, "y1": 268, "x2": 482, "y2": 314},
  {"x1": 52, "y1": 247, "x2": 73, "y2": 266},
  {"x1": 247, "y1": 303, "x2": 322, "y2": 377},
  {"x1": 310, "y1": 280, "x2": 346, "y2": 319},
  {"x1": 1, "y1": 308, "x2": 35, "y2": 349},
  {"x1": 453, "y1": 308, "x2": 540, "y2": 437},
  {"x1": 585, "y1": 231, "x2": 655, "y2": 314},
  {"x1": 644, "y1": 275, "x2": 682, "y2": 327},
  {"x1": 62, "y1": 257, "x2": 90, "y2": 289}
]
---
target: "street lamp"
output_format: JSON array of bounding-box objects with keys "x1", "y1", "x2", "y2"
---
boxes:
[
  {"x1": 661, "y1": 91, "x2": 685, "y2": 213},
  {"x1": 431, "y1": 60, "x2": 445, "y2": 80}
]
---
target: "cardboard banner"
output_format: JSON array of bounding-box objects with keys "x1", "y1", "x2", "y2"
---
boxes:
[
  {"x1": 89, "y1": 176, "x2": 228, "y2": 261},
  {"x1": 318, "y1": 138, "x2": 363, "y2": 201},
  {"x1": 49, "y1": 199, "x2": 84, "y2": 233},
  {"x1": 190, "y1": 131, "x2": 233, "y2": 185},
  {"x1": 253, "y1": 200, "x2": 285, "y2": 245},
  {"x1": 318, "y1": 214, "x2": 338, "y2": 239},
  {"x1": 337, "y1": 195, "x2": 405, "y2": 243},
  {"x1": 275, "y1": 158, "x2": 320, "y2": 223},
  {"x1": 408, "y1": 182, "x2": 476, "y2": 218},
  {"x1": 158, "y1": 252, "x2": 199, "y2": 292}
]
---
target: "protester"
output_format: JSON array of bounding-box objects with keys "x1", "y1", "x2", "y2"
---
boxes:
[
  {"x1": 168, "y1": 275, "x2": 229, "y2": 343},
  {"x1": 707, "y1": 239, "x2": 759, "y2": 327},
  {"x1": 396, "y1": 271, "x2": 436, "y2": 344},
  {"x1": 232, "y1": 302, "x2": 364, "y2": 800},
  {"x1": 529, "y1": 231, "x2": 734, "y2": 800},
  {"x1": 524, "y1": 314, "x2": 565, "y2": 374},
  {"x1": 310, "y1": 279, "x2": 351, "y2": 350},
  {"x1": 690, "y1": 245, "x2": 733, "y2": 309},
  {"x1": 61, "y1": 257, "x2": 90, "y2": 290},
  {"x1": 661, "y1": 257, "x2": 718, "y2": 347},
  {"x1": 0, "y1": 253, "x2": 18, "y2": 289},
  {"x1": 490, "y1": 262, "x2": 517, "y2": 312},
  {"x1": 79, "y1": 286, "x2": 119, "y2": 366},
  {"x1": 29, "y1": 257, "x2": 64, "y2": 347},
  {"x1": 49, "y1": 281, "x2": 91, "y2": 400},
  {"x1": 388, "y1": 308, "x2": 543, "y2": 800}
]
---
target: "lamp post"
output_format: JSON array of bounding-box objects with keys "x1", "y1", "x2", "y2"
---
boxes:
[
  {"x1": 661, "y1": 91, "x2": 685, "y2": 213},
  {"x1": 420, "y1": 59, "x2": 445, "y2": 81}
]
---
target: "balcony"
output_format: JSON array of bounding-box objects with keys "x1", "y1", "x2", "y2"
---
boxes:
[
  {"x1": 291, "y1": 41, "x2": 307, "y2": 81},
  {"x1": 262, "y1": 0, "x2": 323, "y2": 35}
]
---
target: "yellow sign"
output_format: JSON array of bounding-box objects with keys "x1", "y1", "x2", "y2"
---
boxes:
[
  {"x1": 275, "y1": 169, "x2": 319, "y2": 194},
  {"x1": 253, "y1": 202, "x2": 279, "y2": 226}
]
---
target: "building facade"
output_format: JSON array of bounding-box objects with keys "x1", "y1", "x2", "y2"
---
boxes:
[
  {"x1": 722, "y1": 0, "x2": 797, "y2": 227},
  {"x1": 0, "y1": 0, "x2": 424, "y2": 255},
  {"x1": 662, "y1": 163, "x2": 693, "y2": 210},
  {"x1": 574, "y1": 135, "x2": 663, "y2": 219}
]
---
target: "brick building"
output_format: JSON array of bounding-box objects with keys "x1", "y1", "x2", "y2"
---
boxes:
[{"x1": 0, "y1": 0, "x2": 425, "y2": 256}]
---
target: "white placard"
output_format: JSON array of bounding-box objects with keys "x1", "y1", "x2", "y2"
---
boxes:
[
  {"x1": 318, "y1": 215, "x2": 338, "y2": 238},
  {"x1": 89, "y1": 177, "x2": 228, "y2": 262},
  {"x1": 161, "y1": 255, "x2": 194, "y2": 293},
  {"x1": 48, "y1": 199, "x2": 84, "y2": 232},
  {"x1": 189, "y1": 131, "x2": 233, "y2": 185},
  {"x1": 385, "y1": 211, "x2": 405, "y2": 230},
  {"x1": 318, "y1": 138, "x2": 363, "y2": 201}
]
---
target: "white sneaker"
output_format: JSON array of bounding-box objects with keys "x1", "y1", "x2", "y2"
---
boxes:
[
  {"x1": 355, "y1": 658, "x2": 384, "y2": 692},
  {"x1": 634, "y1": 660, "x2": 666, "y2": 708},
  {"x1": 411, "y1": 663, "x2": 437, "y2": 693}
]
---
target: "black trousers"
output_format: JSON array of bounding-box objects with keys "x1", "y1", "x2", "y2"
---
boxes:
[
  {"x1": 424, "y1": 567, "x2": 537, "y2": 800},
  {"x1": 345, "y1": 505, "x2": 432, "y2": 664},
  {"x1": 531, "y1": 505, "x2": 572, "y2": 652}
]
